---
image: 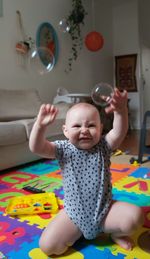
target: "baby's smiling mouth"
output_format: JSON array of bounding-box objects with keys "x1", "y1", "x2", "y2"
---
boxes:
[{"x1": 79, "y1": 137, "x2": 91, "y2": 141}]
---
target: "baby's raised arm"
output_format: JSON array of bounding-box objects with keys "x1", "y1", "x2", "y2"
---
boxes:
[
  {"x1": 29, "y1": 104, "x2": 58, "y2": 159},
  {"x1": 105, "y1": 88, "x2": 128, "y2": 151}
]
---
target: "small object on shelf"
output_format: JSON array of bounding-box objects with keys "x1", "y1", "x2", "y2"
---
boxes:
[{"x1": 6, "y1": 192, "x2": 58, "y2": 216}]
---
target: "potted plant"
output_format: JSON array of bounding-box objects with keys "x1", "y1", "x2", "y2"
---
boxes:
[{"x1": 65, "y1": 0, "x2": 87, "y2": 72}]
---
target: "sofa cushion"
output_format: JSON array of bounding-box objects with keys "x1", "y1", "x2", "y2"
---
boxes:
[
  {"x1": 0, "y1": 100, "x2": 71, "y2": 146},
  {"x1": 0, "y1": 120, "x2": 27, "y2": 146},
  {"x1": 0, "y1": 89, "x2": 42, "y2": 121},
  {"x1": 0, "y1": 117, "x2": 67, "y2": 146},
  {"x1": 15, "y1": 119, "x2": 36, "y2": 139}
]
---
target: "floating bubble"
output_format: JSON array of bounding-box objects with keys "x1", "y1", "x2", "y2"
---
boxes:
[
  {"x1": 29, "y1": 47, "x2": 55, "y2": 75},
  {"x1": 58, "y1": 19, "x2": 70, "y2": 33},
  {"x1": 91, "y1": 83, "x2": 113, "y2": 107}
]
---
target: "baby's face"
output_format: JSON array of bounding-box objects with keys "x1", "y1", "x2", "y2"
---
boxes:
[{"x1": 63, "y1": 104, "x2": 102, "y2": 150}]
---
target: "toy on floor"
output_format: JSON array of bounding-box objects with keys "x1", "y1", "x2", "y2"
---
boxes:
[
  {"x1": 23, "y1": 185, "x2": 45, "y2": 193},
  {"x1": 0, "y1": 251, "x2": 7, "y2": 259},
  {"x1": 138, "y1": 230, "x2": 150, "y2": 253},
  {"x1": 22, "y1": 178, "x2": 53, "y2": 193},
  {"x1": 112, "y1": 149, "x2": 123, "y2": 156},
  {"x1": 6, "y1": 192, "x2": 58, "y2": 216},
  {"x1": 129, "y1": 156, "x2": 140, "y2": 166}
]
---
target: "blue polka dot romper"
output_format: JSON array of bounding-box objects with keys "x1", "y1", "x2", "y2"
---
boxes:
[{"x1": 54, "y1": 136, "x2": 112, "y2": 240}]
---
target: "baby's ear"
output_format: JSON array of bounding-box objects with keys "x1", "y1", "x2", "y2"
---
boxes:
[{"x1": 62, "y1": 125, "x2": 69, "y2": 138}]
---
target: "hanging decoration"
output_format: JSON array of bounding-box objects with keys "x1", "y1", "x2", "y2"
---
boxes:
[
  {"x1": 15, "y1": 11, "x2": 56, "y2": 75},
  {"x1": 62, "y1": 0, "x2": 87, "y2": 73},
  {"x1": 84, "y1": 0, "x2": 104, "y2": 52},
  {"x1": 85, "y1": 31, "x2": 104, "y2": 51},
  {"x1": 29, "y1": 22, "x2": 59, "y2": 75},
  {"x1": 15, "y1": 10, "x2": 35, "y2": 68},
  {"x1": 15, "y1": 10, "x2": 34, "y2": 55},
  {"x1": 36, "y1": 22, "x2": 59, "y2": 66}
]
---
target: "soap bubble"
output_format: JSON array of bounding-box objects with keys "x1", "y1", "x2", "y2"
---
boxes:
[
  {"x1": 58, "y1": 19, "x2": 70, "y2": 33},
  {"x1": 91, "y1": 83, "x2": 113, "y2": 107},
  {"x1": 29, "y1": 47, "x2": 55, "y2": 75}
]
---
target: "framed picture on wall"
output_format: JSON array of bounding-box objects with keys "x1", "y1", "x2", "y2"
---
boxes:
[{"x1": 115, "y1": 54, "x2": 137, "y2": 92}]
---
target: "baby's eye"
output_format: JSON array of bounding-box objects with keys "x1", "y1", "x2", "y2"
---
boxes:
[
  {"x1": 72, "y1": 124, "x2": 80, "y2": 128},
  {"x1": 89, "y1": 124, "x2": 95, "y2": 127}
]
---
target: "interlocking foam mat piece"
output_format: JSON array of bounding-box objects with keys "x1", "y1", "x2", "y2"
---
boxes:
[{"x1": 0, "y1": 160, "x2": 150, "y2": 259}]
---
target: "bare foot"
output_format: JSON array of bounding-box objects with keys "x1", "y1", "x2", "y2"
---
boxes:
[{"x1": 111, "y1": 235, "x2": 134, "y2": 250}]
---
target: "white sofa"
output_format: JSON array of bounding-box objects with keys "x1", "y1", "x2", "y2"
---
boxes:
[{"x1": 0, "y1": 89, "x2": 71, "y2": 171}]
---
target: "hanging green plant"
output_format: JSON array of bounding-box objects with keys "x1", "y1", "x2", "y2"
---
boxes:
[{"x1": 65, "y1": 0, "x2": 87, "y2": 73}]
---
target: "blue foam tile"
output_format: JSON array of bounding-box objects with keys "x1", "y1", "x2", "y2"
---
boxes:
[
  {"x1": 129, "y1": 167, "x2": 150, "y2": 179},
  {"x1": 6, "y1": 235, "x2": 39, "y2": 259},
  {"x1": 19, "y1": 162, "x2": 60, "y2": 175},
  {"x1": 112, "y1": 188, "x2": 150, "y2": 206}
]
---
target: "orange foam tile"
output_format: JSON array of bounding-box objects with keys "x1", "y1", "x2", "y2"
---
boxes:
[{"x1": 111, "y1": 163, "x2": 138, "y2": 184}]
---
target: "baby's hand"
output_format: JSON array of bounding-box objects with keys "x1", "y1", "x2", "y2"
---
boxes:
[
  {"x1": 105, "y1": 88, "x2": 128, "y2": 114},
  {"x1": 36, "y1": 104, "x2": 58, "y2": 127}
]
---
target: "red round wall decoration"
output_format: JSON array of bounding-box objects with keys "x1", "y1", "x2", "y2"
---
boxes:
[{"x1": 85, "y1": 31, "x2": 104, "y2": 52}]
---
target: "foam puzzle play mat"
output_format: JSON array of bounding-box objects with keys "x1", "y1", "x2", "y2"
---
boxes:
[{"x1": 0, "y1": 159, "x2": 150, "y2": 258}]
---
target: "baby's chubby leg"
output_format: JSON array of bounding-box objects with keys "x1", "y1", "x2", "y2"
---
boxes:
[
  {"x1": 102, "y1": 201, "x2": 144, "y2": 250},
  {"x1": 39, "y1": 209, "x2": 82, "y2": 256}
]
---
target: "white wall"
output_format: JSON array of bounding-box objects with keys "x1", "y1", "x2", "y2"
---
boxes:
[
  {"x1": 0, "y1": 0, "x2": 114, "y2": 103},
  {"x1": 139, "y1": 0, "x2": 150, "y2": 127},
  {"x1": 85, "y1": 0, "x2": 114, "y2": 86},
  {"x1": 112, "y1": 0, "x2": 141, "y2": 129},
  {"x1": 139, "y1": 0, "x2": 150, "y2": 48}
]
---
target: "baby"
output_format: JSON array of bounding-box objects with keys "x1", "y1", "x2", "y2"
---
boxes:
[{"x1": 29, "y1": 88, "x2": 144, "y2": 256}]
